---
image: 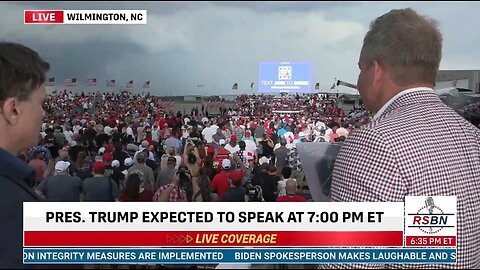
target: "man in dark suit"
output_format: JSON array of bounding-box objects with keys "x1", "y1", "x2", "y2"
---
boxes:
[
  {"x1": 0, "y1": 42, "x2": 50, "y2": 268},
  {"x1": 328, "y1": 8, "x2": 479, "y2": 269}
]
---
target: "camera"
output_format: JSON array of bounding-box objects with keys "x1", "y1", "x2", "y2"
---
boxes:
[
  {"x1": 177, "y1": 166, "x2": 193, "y2": 201},
  {"x1": 177, "y1": 166, "x2": 190, "y2": 185},
  {"x1": 243, "y1": 181, "x2": 264, "y2": 202}
]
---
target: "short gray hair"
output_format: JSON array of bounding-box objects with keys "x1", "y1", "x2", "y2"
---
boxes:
[{"x1": 361, "y1": 8, "x2": 442, "y2": 86}]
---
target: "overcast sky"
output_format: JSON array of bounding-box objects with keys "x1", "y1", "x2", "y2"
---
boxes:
[{"x1": 1, "y1": 1, "x2": 479, "y2": 96}]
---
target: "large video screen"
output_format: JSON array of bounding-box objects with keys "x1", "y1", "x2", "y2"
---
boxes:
[{"x1": 258, "y1": 61, "x2": 312, "y2": 93}]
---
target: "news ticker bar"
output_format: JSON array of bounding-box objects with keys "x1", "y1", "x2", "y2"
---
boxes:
[
  {"x1": 24, "y1": 10, "x2": 147, "y2": 24},
  {"x1": 23, "y1": 248, "x2": 457, "y2": 264},
  {"x1": 23, "y1": 231, "x2": 404, "y2": 247}
]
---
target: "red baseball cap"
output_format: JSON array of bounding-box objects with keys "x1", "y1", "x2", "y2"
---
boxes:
[
  {"x1": 94, "y1": 161, "x2": 106, "y2": 172},
  {"x1": 105, "y1": 144, "x2": 114, "y2": 152},
  {"x1": 103, "y1": 153, "x2": 113, "y2": 162}
]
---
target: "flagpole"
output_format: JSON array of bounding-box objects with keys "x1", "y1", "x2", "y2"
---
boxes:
[{"x1": 335, "y1": 77, "x2": 338, "y2": 98}]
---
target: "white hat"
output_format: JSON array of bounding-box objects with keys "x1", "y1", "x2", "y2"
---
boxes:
[
  {"x1": 124, "y1": 158, "x2": 134, "y2": 167},
  {"x1": 55, "y1": 161, "x2": 70, "y2": 172},
  {"x1": 111, "y1": 160, "x2": 120, "y2": 168},
  {"x1": 141, "y1": 140, "x2": 150, "y2": 148},
  {"x1": 219, "y1": 139, "x2": 226, "y2": 146},
  {"x1": 222, "y1": 159, "x2": 231, "y2": 170},
  {"x1": 259, "y1": 156, "x2": 270, "y2": 165},
  {"x1": 336, "y1": 128, "x2": 349, "y2": 138}
]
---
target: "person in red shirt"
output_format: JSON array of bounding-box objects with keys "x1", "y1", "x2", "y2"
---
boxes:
[
  {"x1": 28, "y1": 151, "x2": 47, "y2": 185},
  {"x1": 211, "y1": 159, "x2": 233, "y2": 200},
  {"x1": 276, "y1": 179, "x2": 307, "y2": 202},
  {"x1": 214, "y1": 139, "x2": 230, "y2": 171}
]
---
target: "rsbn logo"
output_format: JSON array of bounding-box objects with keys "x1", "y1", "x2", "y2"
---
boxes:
[{"x1": 407, "y1": 197, "x2": 455, "y2": 234}]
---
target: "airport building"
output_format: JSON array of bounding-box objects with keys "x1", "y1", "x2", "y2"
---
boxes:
[{"x1": 436, "y1": 70, "x2": 480, "y2": 93}]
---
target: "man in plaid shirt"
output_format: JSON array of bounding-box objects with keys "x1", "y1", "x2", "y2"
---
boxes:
[{"x1": 326, "y1": 8, "x2": 479, "y2": 269}]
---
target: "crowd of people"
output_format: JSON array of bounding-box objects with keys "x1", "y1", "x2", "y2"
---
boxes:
[{"x1": 22, "y1": 89, "x2": 367, "y2": 207}]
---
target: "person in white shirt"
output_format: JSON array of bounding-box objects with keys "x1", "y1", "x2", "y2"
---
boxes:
[
  {"x1": 133, "y1": 140, "x2": 155, "y2": 162},
  {"x1": 324, "y1": 128, "x2": 333, "y2": 142},
  {"x1": 73, "y1": 124, "x2": 82, "y2": 134},
  {"x1": 243, "y1": 137, "x2": 257, "y2": 159},
  {"x1": 224, "y1": 135, "x2": 240, "y2": 156},
  {"x1": 126, "y1": 126, "x2": 134, "y2": 138},
  {"x1": 151, "y1": 126, "x2": 160, "y2": 143},
  {"x1": 201, "y1": 122, "x2": 216, "y2": 144},
  {"x1": 273, "y1": 134, "x2": 294, "y2": 151},
  {"x1": 315, "y1": 120, "x2": 326, "y2": 131},
  {"x1": 63, "y1": 128, "x2": 74, "y2": 144},
  {"x1": 277, "y1": 167, "x2": 297, "y2": 197},
  {"x1": 104, "y1": 125, "x2": 113, "y2": 136},
  {"x1": 181, "y1": 126, "x2": 190, "y2": 139}
]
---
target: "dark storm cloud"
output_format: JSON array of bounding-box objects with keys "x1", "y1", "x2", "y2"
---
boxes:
[{"x1": 1, "y1": 1, "x2": 479, "y2": 95}]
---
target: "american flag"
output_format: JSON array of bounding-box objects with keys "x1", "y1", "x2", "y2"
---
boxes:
[
  {"x1": 315, "y1": 83, "x2": 320, "y2": 90},
  {"x1": 45, "y1": 77, "x2": 55, "y2": 86},
  {"x1": 86, "y1": 78, "x2": 97, "y2": 86},
  {"x1": 106, "y1": 79, "x2": 115, "y2": 87},
  {"x1": 232, "y1": 82, "x2": 238, "y2": 90},
  {"x1": 143, "y1": 80, "x2": 150, "y2": 88},
  {"x1": 126, "y1": 80, "x2": 134, "y2": 88},
  {"x1": 65, "y1": 78, "x2": 77, "y2": 87},
  {"x1": 250, "y1": 82, "x2": 254, "y2": 89}
]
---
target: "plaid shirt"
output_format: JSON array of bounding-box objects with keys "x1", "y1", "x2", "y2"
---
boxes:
[
  {"x1": 287, "y1": 145, "x2": 302, "y2": 173},
  {"x1": 152, "y1": 184, "x2": 186, "y2": 202},
  {"x1": 326, "y1": 90, "x2": 480, "y2": 269}
]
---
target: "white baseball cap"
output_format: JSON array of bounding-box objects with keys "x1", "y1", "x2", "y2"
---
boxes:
[
  {"x1": 222, "y1": 159, "x2": 231, "y2": 169},
  {"x1": 55, "y1": 161, "x2": 70, "y2": 172},
  {"x1": 259, "y1": 156, "x2": 270, "y2": 165},
  {"x1": 124, "y1": 158, "x2": 134, "y2": 167},
  {"x1": 111, "y1": 160, "x2": 120, "y2": 168},
  {"x1": 219, "y1": 139, "x2": 226, "y2": 146}
]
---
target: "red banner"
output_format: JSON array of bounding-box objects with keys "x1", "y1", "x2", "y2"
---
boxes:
[
  {"x1": 24, "y1": 231, "x2": 403, "y2": 247},
  {"x1": 25, "y1": 11, "x2": 64, "y2": 24}
]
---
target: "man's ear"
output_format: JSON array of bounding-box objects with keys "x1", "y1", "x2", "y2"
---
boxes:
[
  {"x1": 372, "y1": 59, "x2": 386, "y2": 89},
  {"x1": 1, "y1": 97, "x2": 21, "y2": 125}
]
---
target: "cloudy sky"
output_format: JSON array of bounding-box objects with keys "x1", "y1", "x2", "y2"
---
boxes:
[{"x1": 1, "y1": 1, "x2": 479, "y2": 96}]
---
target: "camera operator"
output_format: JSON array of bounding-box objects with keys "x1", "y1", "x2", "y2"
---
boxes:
[
  {"x1": 250, "y1": 164, "x2": 279, "y2": 202},
  {"x1": 243, "y1": 180, "x2": 264, "y2": 202}
]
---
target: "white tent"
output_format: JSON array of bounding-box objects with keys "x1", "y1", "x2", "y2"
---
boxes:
[{"x1": 434, "y1": 87, "x2": 473, "y2": 97}]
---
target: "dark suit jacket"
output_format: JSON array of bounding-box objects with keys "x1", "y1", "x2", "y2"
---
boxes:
[{"x1": 0, "y1": 147, "x2": 39, "y2": 269}]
